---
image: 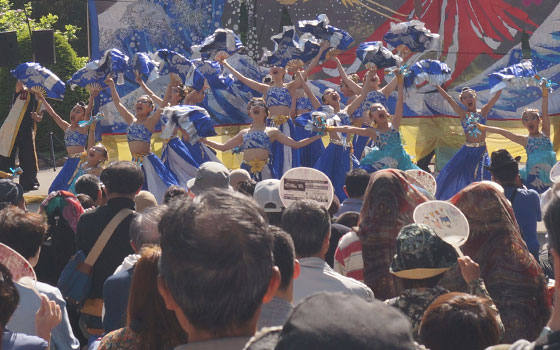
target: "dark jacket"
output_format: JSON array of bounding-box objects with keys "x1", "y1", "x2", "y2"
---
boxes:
[{"x1": 76, "y1": 198, "x2": 136, "y2": 299}]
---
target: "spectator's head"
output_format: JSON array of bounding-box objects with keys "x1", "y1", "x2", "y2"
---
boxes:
[
  {"x1": 327, "y1": 195, "x2": 340, "y2": 218},
  {"x1": 229, "y1": 169, "x2": 251, "y2": 190},
  {"x1": 75, "y1": 174, "x2": 102, "y2": 205},
  {"x1": 0, "y1": 206, "x2": 47, "y2": 266},
  {"x1": 245, "y1": 293, "x2": 415, "y2": 350},
  {"x1": 186, "y1": 162, "x2": 231, "y2": 196},
  {"x1": 253, "y1": 179, "x2": 285, "y2": 226},
  {"x1": 0, "y1": 179, "x2": 25, "y2": 210},
  {"x1": 134, "y1": 190, "x2": 158, "y2": 212},
  {"x1": 130, "y1": 205, "x2": 165, "y2": 253},
  {"x1": 485, "y1": 149, "x2": 519, "y2": 185},
  {"x1": 40, "y1": 190, "x2": 84, "y2": 234},
  {"x1": 0, "y1": 263, "x2": 19, "y2": 326},
  {"x1": 419, "y1": 292, "x2": 501, "y2": 350},
  {"x1": 100, "y1": 161, "x2": 144, "y2": 198},
  {"x1": 158, "y1": 190, "x2": 280, "y2": 338},
  {"x1": 390, "y1": 223, "x2": 457, "y2": 289},
  {"x1": 76, "y1": 193, "x2": 95, "y2": 209},
  {"x1": 269, "y1": 226, "x2": 300, "y2": 294},
  {"x1": 127, "y1": 245, "x2": 187, "y2": 349},
  {"x1": 237, "y1": 179, "x2": 257, "y2": 197},
  {"x1": 344, "y1": 169, "x2": 370, "y2": 199},
  {"x1": 281, "y1": 200, "x2": 331, "y2": 259},
  {"x1": 335, "y1": 211, "x2": 360, "y2": 228},
  {"x1": 163, "y1": 185, "x2": 189, "y2": 205}
]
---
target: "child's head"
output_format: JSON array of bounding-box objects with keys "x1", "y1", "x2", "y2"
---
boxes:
[
  {"x1": 247, "y1": 97, "x2": 269, "y2": 120},
  {"x1": 368, "y1": 103, "x2": 390, "y2": 127},
  {"x1": 87, "y1": 143, "x2": 109, "y2": 165},
  {"x1": 459, "y1": 87, "x2": 477, "y2": 110},
  {"x1": 70, "y1": 101, "x2": 87, "y2": 125},
  {"x1": 521, "y1": 108, "x2": 541, "y2": 134}
]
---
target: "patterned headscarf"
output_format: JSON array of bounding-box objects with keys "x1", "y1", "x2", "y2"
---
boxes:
[
  {"x1": 358, "y1": 169, "x2": 428, "y2": 300},
  {"x1": 438, "y1": 182, "x2": 550, "y2": 342},
  {"x1": 40, "y1": 190, "x2": 84, "y2": 233}
]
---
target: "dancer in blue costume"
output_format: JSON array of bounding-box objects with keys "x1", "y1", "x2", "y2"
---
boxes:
[
  {"x1": 313, "y1": 71, "x2": 374, "y2": 201},
  {"x1": 325, "y1": 73, "x2": 418, "y2": 174},
  {"x1": 332, "y1": 57, "x2": 398, "y2": 161},
  {"x1": 40, "y1": 89, "x2": 100, "y2": 193},
  {"x1": 218, "y1": 53, "x2": 301, "y2": 177},
  {"x1": 435, "y1": 86, "x2": 502, "y2": 200},
  {"x1": 106, "y1": 77, "x2": 178, "y2": 203},
  {"x1": 201, "y1": 98, "x2": 321, "y2": 181},
  {"x1": 67, "y1": 143, "x2": 108, "y2": 193},
  {"x1": 481, "y1": 84, "x2": 556, "y2": 193},
  {"x1": 137, "y1": 74, "x2": 201, "y2": 187},
  {"x1": 290, "y1": 42, "x2": 329, "y2": 167}
]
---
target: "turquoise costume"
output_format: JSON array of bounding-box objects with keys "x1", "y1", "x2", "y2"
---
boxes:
[
  {"x1": 239, "y1": 129, "x2": 276, "y2": 181},
  {"x1": 520, "y1": 133, "x2": 557, "y2": 193},
  {"x1": 49, "y1": 129, "x2": 88, "y2": 193},
  {"x1": 360, "y1": 126, "x2": 419, "y2": 173},
  {"x1": 436, "y1": 113, "x2": 490, "y2": 200},
  {"x1": 265, "y1": 86, "x2": 300, "y2": 177}
]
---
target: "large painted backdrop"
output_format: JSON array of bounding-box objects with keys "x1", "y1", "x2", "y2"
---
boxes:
[{"x1": 88, "y1": 0, "x2": 560, "y2": 165}]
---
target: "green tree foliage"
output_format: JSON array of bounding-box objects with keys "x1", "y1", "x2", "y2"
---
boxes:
[{"x1": 0, "y1": 0, "x2": 89, "y2": 159}]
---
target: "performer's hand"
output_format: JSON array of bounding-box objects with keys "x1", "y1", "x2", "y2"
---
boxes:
[
  {"x1": 319, "y1": 40, "x2": 330, "y2": 52},
  {"x1": 31, "y1": 112, "x2": 43, "y2": 122},
  {"x1": 294, "y1": 71, "x2": 304, "y2": 84},
  {"x1": 475, "y1": 122, "x2": 486, "y2": 131},
  {"x1": 34, "y1": 92, "x2": 45, "y2": 101},
  {"x1": 215, "y1": 51, "x2": 228, "y2": 64},
  {"x1": 90, "y1": 88, "x2": 101, "y2": 98},
  {"x1": 135, "y1": 72, "x2": 142, "y2": 84},
  {"x1": 104, "y1": 77, "x2": 115, "y2": 87}
]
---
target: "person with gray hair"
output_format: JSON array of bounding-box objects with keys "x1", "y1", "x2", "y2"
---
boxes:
[{"x1": 102, "y1": 205, "x2": 166, "y2": 333}]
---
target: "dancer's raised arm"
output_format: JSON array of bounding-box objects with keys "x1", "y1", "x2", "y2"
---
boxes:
[
  {"x1": 296, "y1": 72, "x2": 321, "y2": 110},
  {"x1": 36, "y1": 94, "x2": 69, "y2": 130},
  {"x1": 217, "y1": 53, "x2": 269, "y2": 94},
  {"x1": 542, "y1": 84, "x2": 550, "y2": 138},
  {"x1": 105, "y1": 77, "x2": 135, "y2": 125},
  {"x1": 332, "y1": 56, "x2": 361, "y2": 95},
  {"x1": 391, "y1": 74, "x2": 405, "y2": 129},
  {"x1": 480, "y1": 89, "x2": 502, "y2": 118},
  {"x1": 436, "y1": 85, "x2": 466, "y2": 118},
  {"x1": 136, "y1": 73, "x2": 164, "y2": 107}
]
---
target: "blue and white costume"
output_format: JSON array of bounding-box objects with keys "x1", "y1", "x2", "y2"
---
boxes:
[
  {"x1": 48, "y1": 129, "x2": 88, "y2": 193},
  {"x1": 239, "y1": 130, "x2": 276, "y2": 181},
  {"x1": 435, "y1": 113, "x2": 491, "y2": 200},
  {"x1": 520, "y1": 133, "x2": 557, "y2": 193},
  {"x1": 293, "y1": 97, "x2": 325, "y2": 167},
  {"x1": 265, "y1": 87, "x2": 300, "y2": 177},
  {"x1": 314, "y1": 112, "x2": 359, "y2": 201},
  {"x1": 161, "y1": 137, "x2": 200, "y2": 188},
  {"x1": 128, "y1": 123, "x2": 179, "y2": 203},
  {"x1": 360, "y1": 126, "x2": 419, "y2": 173},
  {"x1": 353, "y1": 90, "x2": 388, "y2": 161}
]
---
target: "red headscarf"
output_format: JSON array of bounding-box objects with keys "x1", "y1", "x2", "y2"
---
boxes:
[
  {"x1": 358, "y1": 169, "x2": 428, "y2": 300},
  {"x1": 439, "y1": 182, "x2": 550, "y2": 342}
]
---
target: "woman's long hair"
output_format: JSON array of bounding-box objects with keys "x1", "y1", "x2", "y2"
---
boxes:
[
  {"x1": 127, "y1": 245, "x2": 187, "y2": 350},
  {"x1": 357, "y1": 169, "x2": 427, "y2": 300},
  {"x1": 439, "y1": 182, "x2": 550, "y2": 342}
]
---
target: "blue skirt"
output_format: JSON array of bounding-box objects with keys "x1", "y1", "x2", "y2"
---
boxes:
[
  {"x1": 353, "y1": 134, "x2": 371, "y2": 161},
  {"x1": 314, "y1": 143, "x2": 359, "y2": 201},
  {"x1": 270, "y1": 119, "x2": 300, "y2": 178},
  {"x1": 135, "y1": 153, "x2": 179, "y2": 204},
  {"x1": 292, "y1": 124, "x2": 324, "y2": 168},
  {"x1": 520, "y1": 149, "x2": 557, "y2": 194},
  {"x1": 162, "y1": 138, "x2": 200, "y2": 188},
  {"x1": 49, "y1": 157, "x2": 82, "y2": 194},
  {"x1": 185, "y1": 140, "x2": 221, "y2": 165},
  {"x1": 435, "y1": 144, "x2": 490, "y2": 200}
]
